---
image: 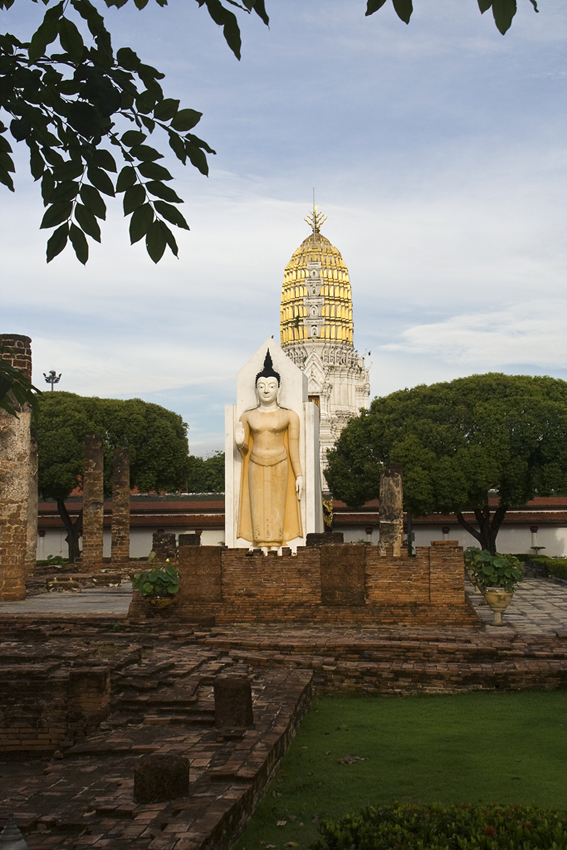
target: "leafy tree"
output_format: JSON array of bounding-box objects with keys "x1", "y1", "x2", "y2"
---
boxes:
[
  {"x1": 0, "y1": 1, "x2": 537, "y2": 264},
  {"x1": 36, "y1": 391, "x2": 189, "y2": 561},
  {"x1": 187, "y1": 450, "x2": 224, "y2": 493},
  {"x1": 326, "y1": 373, "x2": 567, "y2": 554}
]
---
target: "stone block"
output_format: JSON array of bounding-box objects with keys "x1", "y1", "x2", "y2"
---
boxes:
[
  {"x1": 134, "y1": 753, "x2": 190, "y2": 804},
  {"x1": 214, "y1": 676, "x2": 253, "y2": 728}
]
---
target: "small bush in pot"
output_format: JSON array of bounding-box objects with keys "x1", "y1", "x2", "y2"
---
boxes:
[
  {"x1": 464, "y1": 547, "x2": 523, "y2": 592},
  {"x1": 131, "y1": 551, "x2": 180, "y2": 603}
]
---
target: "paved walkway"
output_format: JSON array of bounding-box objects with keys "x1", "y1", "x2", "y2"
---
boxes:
[
  {"x1": 2, "y1": 578, "x2": 567, "y2": 633},
  {"x1": 0, "y1": 583, "x2": 133, "y2": 615},
  {"x1": 466, "y1": 577, "x2": 567, "y2": 634}
]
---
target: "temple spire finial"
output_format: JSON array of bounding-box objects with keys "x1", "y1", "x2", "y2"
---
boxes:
[{"x1": 304, "y1": 193, "x2": 327, "y2": 235}]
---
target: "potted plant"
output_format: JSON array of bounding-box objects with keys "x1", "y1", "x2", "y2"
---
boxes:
[
  {"x1": 131, "y1": 552, "x2": 180, "y2": 609},
  {"x1": 464, "y1": 547, "x2": 523, "y2": 626}
]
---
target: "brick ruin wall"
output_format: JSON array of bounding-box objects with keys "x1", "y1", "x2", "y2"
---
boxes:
[
  {"x1": 0, "y1": 666, "x2": 110, "y2": 754},
  {"x1": 0, "y1": 334, "x2": 32, "y2": 601},
  {"x1": 128, "y1": 541, "x2": 479, "y2": 627}
]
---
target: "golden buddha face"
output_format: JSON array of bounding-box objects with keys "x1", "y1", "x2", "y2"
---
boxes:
[{"x1": 256, "y1": 377, "x2": 279, "y2": 406}]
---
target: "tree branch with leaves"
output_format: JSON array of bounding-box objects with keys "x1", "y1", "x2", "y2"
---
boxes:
[{"x1": 1, "y1": 0, "x2": 540, "y2": 263}]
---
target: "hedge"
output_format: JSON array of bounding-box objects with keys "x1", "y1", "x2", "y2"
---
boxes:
[{"x1": 310, "y1": 802, "x2": 567, "y2": 849}]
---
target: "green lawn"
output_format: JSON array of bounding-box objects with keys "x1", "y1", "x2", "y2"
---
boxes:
[{"x1": 235, "y1": 690, "x2": 567, "y2": 850}]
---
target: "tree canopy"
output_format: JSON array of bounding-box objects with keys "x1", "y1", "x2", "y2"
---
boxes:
[
  {"x1": 37, "y1": 391, "x2": 189, "y2": 559},
  {"x1": 187, "y1": 450, "x2": 224, "y2": 493},
  {"x1": 325, "y1": 373, "x2": 567, "y2": 554},
  {"x1": 0, "y1": 0, "x2": 538, "y2": 263}
]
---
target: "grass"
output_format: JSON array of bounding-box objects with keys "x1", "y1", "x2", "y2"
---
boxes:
[{"x1": 235, "y1": 690, "x2": 567, "y2": 850}]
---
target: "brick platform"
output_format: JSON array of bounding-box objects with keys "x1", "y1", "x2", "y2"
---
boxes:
[{"x1": 128, "y1": 542, "x2": 478, "y2": 627}]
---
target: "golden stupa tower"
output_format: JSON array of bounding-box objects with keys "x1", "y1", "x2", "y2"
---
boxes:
[{"x1": 281, "y1": 208, "x2": 370, "y2": 478}]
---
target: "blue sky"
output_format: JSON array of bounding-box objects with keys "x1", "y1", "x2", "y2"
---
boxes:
[{"x1": 2, "y1": 0, "x2": 566, "y2": 455}]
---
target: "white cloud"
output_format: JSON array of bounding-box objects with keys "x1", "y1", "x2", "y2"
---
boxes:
[{"x1": 382, "y1": 301, "x2": 567, "y2": 370}]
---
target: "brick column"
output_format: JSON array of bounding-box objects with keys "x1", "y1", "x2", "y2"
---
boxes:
[
  {"x1": 0, "y1": 334, "x2": 32, "y2": 600},
  {"x1": 82, "y1": 435, "x2": 104, "y2": 570},
  {"x1": 111, "y1": 447, "x2": 130, "y2": 564},
  {"x1": 379, "y1": 463, "x2": 403, "y2": 557},
  {"x1": 26, "y1": 430, "x2": 39, "y2": 576}
]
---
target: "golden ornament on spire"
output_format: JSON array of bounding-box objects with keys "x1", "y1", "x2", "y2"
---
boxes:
[{"x1": 304, "y1": 204, "x2": 328, "y2": 235}]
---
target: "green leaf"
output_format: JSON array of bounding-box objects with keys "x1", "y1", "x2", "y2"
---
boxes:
[
  {"x1": 137, "y1": 161, "x2": 172, "y2": 181},
  {"x1": 80, "y1": 183, "x2": 106, "y2": 219},
  {"x1": 392, "y1": 0, "x2": 413, "y2": 24},
  {"x1": 116, "y1": 46, "x2": 140, "y2": 71},
  {"x1": 185, "y1": 141, "x2": 209, "y2": 176},
  {"x1": 28, "y1": 16, "x2": 60, "y2": 62},
  {"x1": 140, "y1": 116, "x2": 156, "y2": 133},
  {"x1": 168, "y1": 132, "x2": 186, "y2": 164},
  {"x1": 145, "y1": 219, "x2": 167, "y2": 263},
  {"x1": 202, "y1": 0, "x2": 242, "y2": 60},
  {"x1": 136, "y1": 89, "x2": 156, "y2": 114},
  {"x1": 478, "y1": 0, "x2": 492, "y2": 12},
  {"x1": 123, "y1": 183, "x2": 145, "y2": 215},
  {"x1": 171, "y1": 108, "x2": 202, "y2": 132},
  {"x1": 58, "y1": 17, "x2": 84, "y2": 62},
  {"x1": 492, "y1": 0, "x2": 516, "y2": 33},
  {"x1": 0, "y1": 155, "x2": 15, "y2": 191},
  {"x1": 116, "y1": 165, "x2": 137, "y2": 192},
  {"x1": 41, "y1": 172, "x2": 55, "y2": 203},
  {"x1": 52, "y1": 159, "x2": 84, "y2": 181},
  {"x1": 87, "y1": 166, "x2": 115, "y2": 196},
  {"x1": 129, "y1": 203, "x2": 154, "y2": 244},
  {"x1": 91, "y1": 149, "x2": 117, "y2": 172},
  {"x1": 154, "y1": 98, "x2": 179, "y2": 122},
  {"x1": 121, "y1": 130, "x2": 147, "y2": 147},
  {"x1": 74, "y1": 203, "x2": 101, "y2": 241},
  {"x1": 145, "y1": 181, "x2": 183, "y2": 203},
  {"x1": 129, "y1": 144, "x2": 163, "y2": 162},
  {"x1": 49, "y1": 180, "x2": 80, "y2": 202},
  {"x1": 46, "y1": 222, "x2": 69, "y2": 262},
  {"x1": 40, "y1": 201, "x2": 72, "y2": 229},
  {"x1": 365, "y1": 0, "x2": 388, "y2": 14},
  {"x1": 162, "y1": 223, "x2": 179, "y2": 257},
  {"x1": 30, "y1": 148, "x2": 45, "y2": 181},
  {"x1": 154, "y1": 200, "x2": 189, "y2": 230},
  {"x1": 69, "y1": 222, "x2": 88, "y2": 264}
]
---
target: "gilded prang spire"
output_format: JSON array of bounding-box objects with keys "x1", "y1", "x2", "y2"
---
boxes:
[{"x1": 280, "y1": 207, "x2": 370, "y2": 480}]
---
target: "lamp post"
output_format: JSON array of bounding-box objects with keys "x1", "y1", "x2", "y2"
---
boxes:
[{"x1": 43, "y1": 370, "x2": 61, "y2": 391}]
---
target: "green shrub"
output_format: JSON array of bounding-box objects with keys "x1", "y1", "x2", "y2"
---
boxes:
[
  {"x1": 310, "y1": 802, "x2": 567, "y2": 850},
  {"x1": 36, "y1": 554, "x2": 69, "y2": 568},
  {"x1": 131, "y1": 552, "x2": 180, "y2": 598},
  {"x1": 545, "y1": 558, "x2": 567, "y2": 581},
  {"x1": 464, "y1": 548, "x2": 523, "y2": 592},
  {"x1": 514, "y1": 554, "x2": 567, "y2": 581}
]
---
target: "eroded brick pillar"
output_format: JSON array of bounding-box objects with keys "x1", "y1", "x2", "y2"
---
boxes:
[
  {"x1": 0, "y1": 334, "x2": 32, "y2": 600},
  {"x1": 111, "y1": 447, "x2": 130, "y2": 564},
  {"x1": 82, "y1": 435, "x2": 104, "y2": 570},
  {"x1": 379, "y1": 463, "x2": 403, "y2": 557},
  {"x1": 26, "y1": 430, "x2": 38, "y2": 576}
]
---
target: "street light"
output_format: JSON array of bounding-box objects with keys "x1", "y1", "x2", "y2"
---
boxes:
[{"x1": 43, "y1": 370, "x2": 61, "y2": 391}]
